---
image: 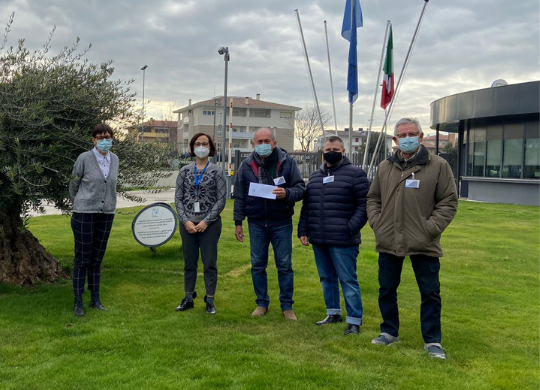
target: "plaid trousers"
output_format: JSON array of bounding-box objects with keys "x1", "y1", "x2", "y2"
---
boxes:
[{"x1": 71, "y1": 212, "x2": 114, "y2": 297}]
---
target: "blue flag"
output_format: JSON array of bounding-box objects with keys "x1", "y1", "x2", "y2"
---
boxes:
[{"x1": 342, "y1": 0, "x2": 363, "y2": 104}]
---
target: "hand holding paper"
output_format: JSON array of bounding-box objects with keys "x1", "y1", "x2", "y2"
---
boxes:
[{"x1": 249, "y1": 182, "x2": 277, "y2": 199}]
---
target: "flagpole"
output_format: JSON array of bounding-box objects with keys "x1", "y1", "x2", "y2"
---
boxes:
[
  {"x1": 362, "y1": 20, "x2": 391, "y2": 170},
  {"x1": 324, "y1": 20, "x2": 338, "y2": 135},
  {"x1": 367, "y1": 0, "x2": 430, "y2": 178},
  {"x1": 348, "y1": 0, "x2": 355, "y2": 158},
  {"x1": 295, "y1": 9, "x2": 326, "y2": 139}
]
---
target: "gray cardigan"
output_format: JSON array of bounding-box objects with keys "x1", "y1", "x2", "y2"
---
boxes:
[
  {"x1": 175, "y1": 163, "x2": 227, "y2": 225},
  {"x1": 69, "y1": 150, "x2": 119, "y2": 214}
]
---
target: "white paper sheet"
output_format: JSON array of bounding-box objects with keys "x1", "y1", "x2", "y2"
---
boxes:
[{"x1": 248, "y1": 182, "x2": 277, "y2": 199}]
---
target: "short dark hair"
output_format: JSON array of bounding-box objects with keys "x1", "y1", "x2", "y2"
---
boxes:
[
  {"x1": 325, "y1": 136, "x2": 344, "y2": 148},
  {"x1": 189, "y1": 133, "x2": 216, "y2": 157},
  {"x1": 92, "y1": 123, "x2": 114, "y2": 139}
]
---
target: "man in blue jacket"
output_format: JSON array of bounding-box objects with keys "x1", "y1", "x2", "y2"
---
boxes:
[
  {"x1": 298, "y1": 136, "x2": 370, "y2": 335},
  {"x1": 233, "y1": 128, "x2": 305, "y2": 321}
]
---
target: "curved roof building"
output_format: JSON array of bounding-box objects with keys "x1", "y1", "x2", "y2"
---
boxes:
[{"x1": 430, "y1": 81, "x2": 539, "y2": 206}]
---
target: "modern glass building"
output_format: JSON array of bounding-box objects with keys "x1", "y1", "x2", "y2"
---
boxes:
[{"x1": 430, "y1": 81, "x2": 539, "y2": 206}]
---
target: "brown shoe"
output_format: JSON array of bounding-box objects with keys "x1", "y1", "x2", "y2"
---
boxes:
[
  {"x1": 252, "y1": 306, "x2": 268, "y2": 317},
  {"x1": 282, "y1": 310, "x2": 297, "y2": 321}
]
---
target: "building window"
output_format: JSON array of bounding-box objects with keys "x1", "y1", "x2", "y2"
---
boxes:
[
  {"x1": 469, "y1": 128, "x2": 485, "y2": 176},
  {"x1": 524, "y1": 122, "x2": 539, "y2": 179},
  {"x1": 502, "y1": 123, "x2": 524, "y2": 178},
  {"x1": 486, "y1": 125, "x2": 502, "y2": 177},
  {"x1": 250, "y1": 109, "x2": 270, "y2": 118},
  {"x1": 233, "y1": 109, "x2": 247, "y2": 117},
  {"x1": 355, "y1": 138, "x2": 359, "y2": 142},
  {"x1": 280, "y1": 111, "x2": 292, "y2": 119},
  {"x1": 203, "y1": 110, "x2": 215, "y2": 116}
]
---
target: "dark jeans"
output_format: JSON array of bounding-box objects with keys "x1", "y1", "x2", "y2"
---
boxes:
[
  {"x1": 179, "y1": 217, "x2": 222, "y2": 296},
  {"x1": 378, "y1": 252, "x2": 442, "y2": 343},
  {"x1": 71, "y1": 212, "x2": 115, "y2": 297},
  {"x1": 248, "y1": 221, "x2": 294, "y2": 311},
  {"x1": 312, "y1": 244, "x2": 363, "y2": 325}
]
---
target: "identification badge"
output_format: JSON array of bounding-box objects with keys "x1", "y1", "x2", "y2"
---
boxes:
[
  {"x1": 274, "y1": 176, "x2": 286, "y2": 185},
  {"x1": 323, "y1": 176, "x2": 334, "y2": 184},
  {"x1": 405, "y1": 179, "x2": 420, "y2": 189},
  {"x1": 194, "y1": 201, "x2": 200, "y2": 212}
]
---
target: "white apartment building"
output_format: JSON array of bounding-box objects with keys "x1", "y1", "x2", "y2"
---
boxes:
[
  {"x1": 174, "y1": 94, "x2": 301, "y2": 155},
  {"x1": 315, "y1": 129, "x2": 393, "y2": 155}
]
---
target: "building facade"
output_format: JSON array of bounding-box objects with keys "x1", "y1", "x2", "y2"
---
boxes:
[
  {"x1": 430, "y1": 81, "x2": 539, "y2": 206},
  {"x1": 174, "y1": 95, "x2": 301, "y2": 156},
  {"x1": 129, "y1": 119, "x2": 178, "y2": 144}
]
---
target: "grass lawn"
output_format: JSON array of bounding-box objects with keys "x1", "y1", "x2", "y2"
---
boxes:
[{"x1": 0, "y1": 200, "x2": 538, "y2": 389}]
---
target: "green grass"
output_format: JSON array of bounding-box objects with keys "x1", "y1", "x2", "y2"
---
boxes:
[{"x1": 0, "y1": 200, "x2": 538, "y2": 389}]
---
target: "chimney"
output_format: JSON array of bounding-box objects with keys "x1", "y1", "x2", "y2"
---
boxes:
[
  {"x1": 245, "y1": 97, "x2": 249, "y2": 105},
  {"x1": 188, "y1": 99, "x2": 192, "y2": 106},
  {"x1": 256, "y1": 93, "x2": 260, "y2": 100}
]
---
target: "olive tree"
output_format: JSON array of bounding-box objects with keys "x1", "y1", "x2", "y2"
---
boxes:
[{"x1": 0, "y1": 14, "x2": 173, "y2": 285}]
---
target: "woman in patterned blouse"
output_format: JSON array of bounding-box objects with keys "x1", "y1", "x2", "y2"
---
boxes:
[{"x1": 174, "y1": 133, "x2": 227, "y2": 314}]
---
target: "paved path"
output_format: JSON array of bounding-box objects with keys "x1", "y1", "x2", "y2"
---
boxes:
[{"x1": 29, "y1": 189, "x2": 176, "y2": 217}]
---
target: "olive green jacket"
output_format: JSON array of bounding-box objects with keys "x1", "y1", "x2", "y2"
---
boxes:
[{"x1": 367, "y1": 146, "x2": 458, "y2": 257}]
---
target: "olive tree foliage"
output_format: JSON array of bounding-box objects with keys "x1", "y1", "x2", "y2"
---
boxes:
[
  {"x1": 0, "y1": 14, "x2": 173, "y2": 285},
  {"x1": 289, "y1": 104, "x2": 333, "y2": 152}
]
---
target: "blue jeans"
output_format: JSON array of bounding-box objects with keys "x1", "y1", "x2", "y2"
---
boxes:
[
  {"x1": 248, "y1": 221, "x2": 294, "y2": 311},
  {"x1": 378, "y1": 252, "x2": 441, "y2": 343},
  {"x1": 312, "y1": 244, "x2": 363, "y2": 326}
]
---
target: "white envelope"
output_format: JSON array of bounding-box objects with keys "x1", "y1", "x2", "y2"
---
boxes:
[{"x1": 248, "y1": 182, "x2": 277, "y2": 199}]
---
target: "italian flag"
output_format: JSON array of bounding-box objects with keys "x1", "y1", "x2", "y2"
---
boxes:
[{"x1": 380, "y1": 26, "x2": 394, "y2": 109}]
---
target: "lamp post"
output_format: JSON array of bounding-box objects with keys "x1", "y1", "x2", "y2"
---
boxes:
[
  {"x1": 141, "y1": 65, "x2": 148, "y2": 143},
  {"x1": 218, "y1": 47, "x2": 229, "y2": 170}
]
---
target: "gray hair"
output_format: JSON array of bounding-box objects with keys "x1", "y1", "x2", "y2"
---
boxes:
[
  {"x1": 394, "y1": 117, "x2": 423, "y2": 136},
  {"x1": 325, "y1": 136, "x2": 345, "y2": 149},
  {"x1": 253, "y1": 127, "x2": 275, "y2": 141}
]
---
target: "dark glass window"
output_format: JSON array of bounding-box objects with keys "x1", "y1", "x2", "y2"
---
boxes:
[
  {"x1": 502, "y1": 123, "x2": 524, "y2": 178},
  {"x1": 472, "y1": 128, "x2": 486, "y2": 176},
  {"x1": 524, "y1": 121, "x2": 539, "y2": 179},
  {"x1": 486, "y1": 125, "x2": 502, "y2": 177}
]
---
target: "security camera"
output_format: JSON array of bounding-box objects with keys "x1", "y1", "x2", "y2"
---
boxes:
[{"x1": 218, "y1": 47, "x2": 228, "y2": 55}]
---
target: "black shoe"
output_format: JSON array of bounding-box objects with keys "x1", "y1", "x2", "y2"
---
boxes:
[
  {"x1": 74, "y1": 297, "x2": 85, "y2": 317},
  {"x1": 89, "y1": 293, "x2": 107, "y2": 310},
  {"x1": 344, "y1": 324, "x2": 360, "y2": 335},
  {"x1": 204, "y1": 295, "x2": 216, "y2": 315},
  {"x1": 175, "y1": 297, "x2": 194, "y2": 311},
  {"x1": 315, "y1": 315, "x2": 343, "y2": 326}
]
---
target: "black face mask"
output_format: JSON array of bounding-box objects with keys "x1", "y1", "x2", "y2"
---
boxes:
[{"x1": 324, "y1": 151, "x2": 343, "y2": 165}]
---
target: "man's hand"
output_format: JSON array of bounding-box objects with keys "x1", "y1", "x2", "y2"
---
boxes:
[
  {"x1": 273, "y1": 187, "x2": 287, "y2": 200},
  {"x1": 195, "y1": 221, "x2": 208, "y2": 233},
  {"x1": 184, "y1": 221, "x2": 197, "y2": 234},
  {"x1": 299, "y1": 236, "x2": 310, "y2": 246},
  {"x1": 235, "y1": 226, "x2": 244, "y2": 242}
]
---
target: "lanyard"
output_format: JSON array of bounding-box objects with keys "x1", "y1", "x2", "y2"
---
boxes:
[{"x1": 194, "y1": 162, "x2": 209, "y2": 198}]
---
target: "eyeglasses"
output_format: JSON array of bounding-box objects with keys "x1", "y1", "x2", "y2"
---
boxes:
[
  {"x1": 95, "y1": 136, "x2": 112, "y2": 140},
  {"x1": 396, "y1": 133, "x2": 419, "y2": 139},
  {"x1": 194, "y1": 142, "x2": 209, "y2": 147}
]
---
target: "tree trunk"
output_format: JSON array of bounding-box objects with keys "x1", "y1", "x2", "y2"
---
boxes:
[{"x1": 0, "y1": 209, "x2": 59, "y2": 285}]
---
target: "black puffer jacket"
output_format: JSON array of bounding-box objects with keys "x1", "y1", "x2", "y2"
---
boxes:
[{"x1": 298, "y1": 157, "x2": 369, "y2": 246}]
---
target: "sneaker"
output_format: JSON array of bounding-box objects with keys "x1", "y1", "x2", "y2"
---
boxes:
[
  {"x1": 425, "y1": 343, "x2": 446, "y2": 359},
  {"x1": 251, "y1": 306, "x2": 268, "y2": 317},
  {"x1": 282, "y1": 310, "x2": 297, "y2": 321},
  {"x1": 371, "y1": 333, "x2": 400, "y2": 345}
]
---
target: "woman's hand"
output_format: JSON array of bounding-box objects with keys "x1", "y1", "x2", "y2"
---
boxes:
[
  {"x1": 195, "y1": 221, "x2": 208, "y2": 233},
  {"x1": 184, "y1": 221, "x2": 197, "y2": 234}
]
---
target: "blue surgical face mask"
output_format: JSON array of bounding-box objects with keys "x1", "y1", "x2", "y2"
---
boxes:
[
  {"x1": 398, "y1": 136, "x2": 419, "y2": 154},
  {"x1": 97, "y1": 138, "x2": 113, "y2": 153},
  {"x1": 255, "y1": 143, "x2": 272, "y2": 157}
]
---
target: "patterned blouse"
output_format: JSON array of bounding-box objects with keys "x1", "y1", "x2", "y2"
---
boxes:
[{"x1": 175, "y1": 163, "x2": 227, "y2": 225}]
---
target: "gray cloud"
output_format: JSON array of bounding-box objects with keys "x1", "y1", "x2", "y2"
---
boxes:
[{"x1": 1, "y1": 0, "x2": 538, "y2": 133}]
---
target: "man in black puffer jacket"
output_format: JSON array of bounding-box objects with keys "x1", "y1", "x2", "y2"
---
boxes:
[{"x1": 298, "y1": 136, "x2": 370, "y2": 335}]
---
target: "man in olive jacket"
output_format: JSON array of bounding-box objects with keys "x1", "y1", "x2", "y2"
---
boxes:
[{"x1": 367, "y1": 118, "x2": 458, "y2": 359}]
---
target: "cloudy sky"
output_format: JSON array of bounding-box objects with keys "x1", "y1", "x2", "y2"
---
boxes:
[{"x1": 1, "y1": 0, "x2": 539, "y2": 134}]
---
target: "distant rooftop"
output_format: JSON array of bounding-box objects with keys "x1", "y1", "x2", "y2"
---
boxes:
[{"x1": 174, "y1": 95, "x2": 302, "y2": 113}]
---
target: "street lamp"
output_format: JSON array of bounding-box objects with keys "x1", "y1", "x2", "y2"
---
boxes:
[
  {"x1": 141, "y1": 65, "x2": 148, "y2": 143},
  {"x1": 218, "y1": 47, "x2": 229, "y2": 170}
]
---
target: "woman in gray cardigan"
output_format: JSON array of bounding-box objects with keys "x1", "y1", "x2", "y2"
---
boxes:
[
  {"x1": 175, "y1": 133, "x2": 226, "y2": 314},
  {"x1": 69, "y1": 123, "x2": 118, "y2": 317}
]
